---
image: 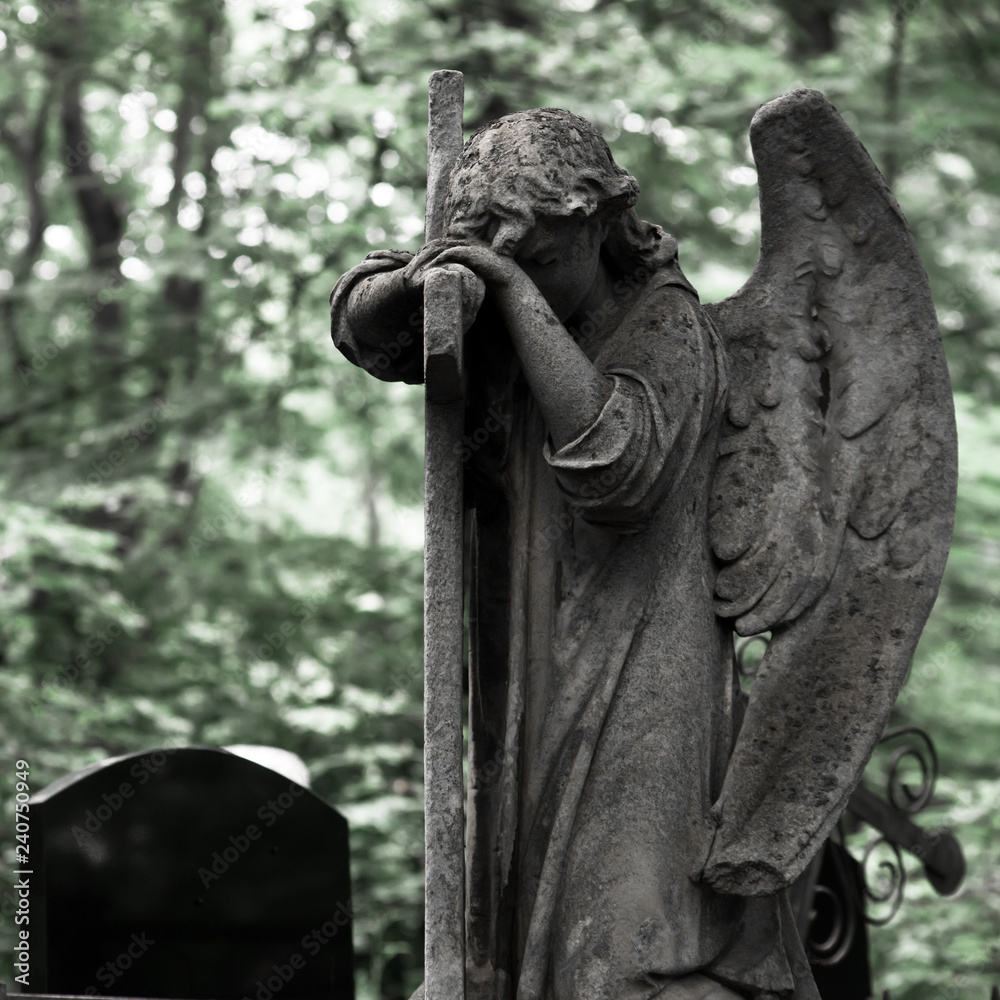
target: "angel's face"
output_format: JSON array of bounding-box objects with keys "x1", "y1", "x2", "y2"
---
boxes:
[{"x1": 504, "y1": 215, "x2": 608, "y2": 324}]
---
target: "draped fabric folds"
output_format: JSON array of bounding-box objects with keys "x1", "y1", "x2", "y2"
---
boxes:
[{"x1": 331, "y1": 254, "x2": 821, "y2": 1000}]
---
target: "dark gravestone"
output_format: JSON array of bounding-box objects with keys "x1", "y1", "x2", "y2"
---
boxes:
[{"x1": 29, "y1": 746, "x2": 354, "y2": 1000}]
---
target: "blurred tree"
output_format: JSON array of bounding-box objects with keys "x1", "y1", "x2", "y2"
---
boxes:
[{"x1": 0, "y1": 1, "x2": 997, "y2": 997}]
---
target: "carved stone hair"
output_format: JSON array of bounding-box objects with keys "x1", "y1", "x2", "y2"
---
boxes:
[{"x1": 443, "y1": 108, "x2": 679, "y2": 276}]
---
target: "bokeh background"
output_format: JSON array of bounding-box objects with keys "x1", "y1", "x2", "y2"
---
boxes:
[{"x1": 0, "y1": 0, "x2": 997, "y2": 996}]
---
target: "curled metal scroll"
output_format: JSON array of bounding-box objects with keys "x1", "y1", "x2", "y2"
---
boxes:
[
  {"x1": 878, "y1": 725, "x2": 938, "y2": 815},
  {"x1": 860, "y1": 835, "x2": 907, "y2": 926},
  {"x1": 805, "y1": 837, "x2": 860, "y2": 967},
  {"x1": 851, "y1": 725, "x2": 964, "y2": 921},
  {"x1": 807, "y1": 884, "x2": 852, "y2": 964}
]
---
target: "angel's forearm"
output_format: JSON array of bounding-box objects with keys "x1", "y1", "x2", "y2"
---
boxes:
[
  {"x1": 496, "y1": 280, "x2": 612, "y2": 450},
  {"x1": 345, "y1": 269, "x2": 423, "y2": 345}
]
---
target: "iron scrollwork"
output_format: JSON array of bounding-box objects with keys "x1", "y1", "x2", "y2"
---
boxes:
[
  {"x1": 859, "y1": 835, "x2": 907, "y2": 927},
  {"x1": 882, "y1": 725, "x2": 938, "y2": 814}
]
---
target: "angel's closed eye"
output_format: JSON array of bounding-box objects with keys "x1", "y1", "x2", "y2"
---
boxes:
[{"x1": 519, "y1": 250, "x2": 559, "y2": 268}]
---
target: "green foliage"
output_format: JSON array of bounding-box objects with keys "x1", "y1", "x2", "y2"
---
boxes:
[{"x1": 0, "y1": 0, "x2": 997, "y2": 997}]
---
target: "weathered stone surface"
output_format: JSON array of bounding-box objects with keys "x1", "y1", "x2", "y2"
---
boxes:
[
  {"x1": 423, "y1": 267, "x2": 465, "y2": 404},
  {"x1": 701, "y1": 91, "x2": 957, "y2": 896},
  {"x1": 328, "y1": 89, "x2": 957, "y2": 1000},
  {"x1": 423, "y1": 69, "x2": 468, "y2": 1000}
]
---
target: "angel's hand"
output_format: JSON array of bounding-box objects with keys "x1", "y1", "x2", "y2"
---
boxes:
[
  {"x1": 428, "y1": 241, "x2": 526, "y2": 292},
  {"x1": 450, "y1": 264, "x2": 487, "y2": 333},
  {"x1": 400, "y1": 240, "x2": 486, "y2": 333},
  {"x1": 400, "y1": 238, "x2": 461, "y2": 291},
  {"x1": 404, "y1": 238, "x2": 523, "y2": 287}
]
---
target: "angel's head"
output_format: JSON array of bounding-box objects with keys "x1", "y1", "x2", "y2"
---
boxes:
[{"x1": 443, "y1": 108, "x2": 681, "y2": 317}]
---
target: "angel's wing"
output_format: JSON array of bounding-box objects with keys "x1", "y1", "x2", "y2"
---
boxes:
[{"x1": 698, "y1": 90, "x2": 958, "y2": 895}]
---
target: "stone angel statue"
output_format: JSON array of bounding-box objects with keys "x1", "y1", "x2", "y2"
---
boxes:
[{"x1": 328, "y1": 90, "x2": 956, "y2": 1000}]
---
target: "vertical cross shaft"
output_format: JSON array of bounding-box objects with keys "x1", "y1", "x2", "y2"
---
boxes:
[{"x1": 422, "y1": 69, "x2": 466, "y2": 1000}]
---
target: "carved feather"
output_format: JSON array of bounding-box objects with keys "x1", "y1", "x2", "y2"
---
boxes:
[{"x1": 698, "y1": 90, "x2": 957, "y2": 894}]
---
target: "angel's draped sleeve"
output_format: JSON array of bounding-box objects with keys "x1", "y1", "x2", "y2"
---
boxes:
[
  {"x1": 543, "y1": 279, "x2": 724, "y2": 532},
  {"x1": 329, "y1": 249, "x2": 424, "y2": 384}
]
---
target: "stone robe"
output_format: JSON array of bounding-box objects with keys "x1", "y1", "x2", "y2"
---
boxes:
[{"x1": 330, "y1": 251, "x2": 820, "y2": 1000}]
